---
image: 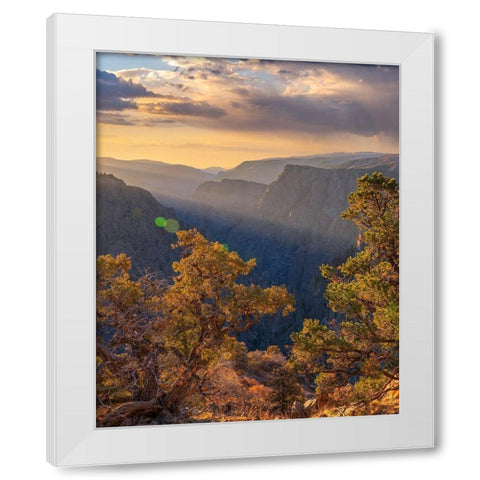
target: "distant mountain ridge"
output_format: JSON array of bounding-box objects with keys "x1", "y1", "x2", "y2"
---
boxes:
[
  {"x1": 201, "y1": 166, "x2": 225, "y2": 175},
  {"x1": 97, "y1": 153, "x2": 399, "y2": 205},
  {"x1": 97, "y1": 157, "x2": 214, "y2": 204},
  {"x1": 214, "y1": 152, "x2": 398, "y2": 184},
  {"x1": 96, "y1": 153, "x2": 399, "y2": 349},
  {"x1": 168, "y1": 161, "x2": 399, "y2": 349}
]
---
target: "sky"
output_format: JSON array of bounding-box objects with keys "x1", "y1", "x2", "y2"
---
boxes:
[{"x1": 96, "y1": 53, "x2": 399, "y2": 169}]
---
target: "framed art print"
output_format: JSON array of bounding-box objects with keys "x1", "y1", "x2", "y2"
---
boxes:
[{"x1": 47, "y1": 14, "x2": 434, "y2": 466}]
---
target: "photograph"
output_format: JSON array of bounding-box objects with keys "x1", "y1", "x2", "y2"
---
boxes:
[{"x1": 95, "y1": 52, "x2": 400, "y2": 427}]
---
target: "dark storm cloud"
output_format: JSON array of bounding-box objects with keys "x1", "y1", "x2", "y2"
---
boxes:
[
  {"x1": 245, "y1": 94, "x2": 397, "y2": 137},
  {"x1": 96, "y1": 69, "x2": 160, "y2": 111},
  {"x1": 208, "y1": 60, "x2": 398, "y2": 138},
  {"x1": 146, "y1": 101, "x2": 227, "y2": 119}
]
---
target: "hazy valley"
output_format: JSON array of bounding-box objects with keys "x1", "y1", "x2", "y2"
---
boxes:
[{"x1": 97, "y1": 152, "x2": 399, "y2": 349}]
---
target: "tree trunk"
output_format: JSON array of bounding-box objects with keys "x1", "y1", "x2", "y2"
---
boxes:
[{"x1": 99, "y1": 400, "x2": 165, "y2": 427}]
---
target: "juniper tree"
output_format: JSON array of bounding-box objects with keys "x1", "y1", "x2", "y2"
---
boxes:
[
  {"x1": 96, "y1": 229, "x2": 294, "y2": 426},
  {"x1": 291, "y1": 173, "x2": 399, "y2": 416}
]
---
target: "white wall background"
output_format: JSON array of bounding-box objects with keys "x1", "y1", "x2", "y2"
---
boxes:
[{"x1": 0, "y1": 0, "x2": 477, "y2": 477}]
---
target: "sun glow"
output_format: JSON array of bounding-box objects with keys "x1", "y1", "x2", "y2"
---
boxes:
[{"x1": 96, "y1": 54, "x2": 399, "y2": 169}]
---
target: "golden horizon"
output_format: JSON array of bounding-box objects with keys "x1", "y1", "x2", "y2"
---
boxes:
[
  {"x1": 96, "y1": 149, "x2": 400, "y2": 171},
  {"x1": 96, "y1": 54, "x2": 399, "y2": 170}
]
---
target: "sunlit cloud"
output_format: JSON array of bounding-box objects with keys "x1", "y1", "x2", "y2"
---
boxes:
[{"x1": 96, "y1": 54, "x2": 399, "y2": 168}]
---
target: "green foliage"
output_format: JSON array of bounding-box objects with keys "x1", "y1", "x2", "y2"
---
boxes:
[
  {"x1": 96, "y1": 229, "x2": 295, "y2": 426},
  {"x1": 340, "y1": 171, "x2": 399, "y2": 270},
  {"x1": 165, "y1": 229, "x2": 294, "y2": 335},
  {"x1": 96, "y1": 254, "x2": 167, "y2": 422},
  {"x1": 268, "y1": 365, "x2": 303, "y2": 414},
  {"x1": 158, "y1": 229, "x2": 295, "y2": 412},
  {"x1": 291, "y1": 173, "x2": 399, "y2": 416}
]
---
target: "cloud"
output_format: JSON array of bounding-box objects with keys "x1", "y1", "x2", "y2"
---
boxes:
[
  {"x1": 231, "y1": 87, "x2": 250, "y2": 97},
  {"x1": 165, "y1": 57, "x2": 237, "y2": 80},
  {"x1": 244, "y1": 93, "x2": 395, "y2": 137},
  {"x1": 324, "y1": 63, "x2": 399, "y2": 85},
  {"x1": 141, "y1": 117, "x2": 178, "y2": 127},
  {"x1": 96, "y1": 69, "x2": 160, "y2": 111},
  {"x1": 97, "y1": 57, "x2": 399, "y2": 142},
  {"x1": 97, "y1": 112, "x2": 138, "y2": 126},
  {"x1": 145, "y1": 101, "x2": 227, "y2": 118}
]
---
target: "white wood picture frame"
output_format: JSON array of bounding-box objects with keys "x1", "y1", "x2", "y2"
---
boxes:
[{"x1": 47, "y1": 13, "x2": 434, "y2": 466}]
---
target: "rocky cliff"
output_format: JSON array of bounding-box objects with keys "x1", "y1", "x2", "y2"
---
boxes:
[
  {"x1": 96, "y1": 173, "x2": 183, "y2": 277},
  {"x1": 169, "y1": 162, "x2": 399, "y2": 349},
  {"x1": 97, "y1": 157, "x2": 399, "y2": 350},
  {"x1": 192, "y1": 179, "x2": 267, "y2": 211},
  {"x1": 214, "y1": 152, "x2": 398, "y2": 185}
]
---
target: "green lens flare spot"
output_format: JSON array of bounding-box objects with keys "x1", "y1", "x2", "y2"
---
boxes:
[
  {"x1": 222, "y1": 243, "x2": 229, "y2": 252},
  {"x1": 155, "y1": 217, "x2": 166, "y2": 227},
  {"x1": 164, "y1": 219, "x2": 180, "y2": 233}
]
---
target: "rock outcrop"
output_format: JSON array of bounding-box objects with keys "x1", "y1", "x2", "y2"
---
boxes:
[
  {"x1": 215, "y1": 152, "x2": 398, "y2": 185},
  {"x1": 192, "y1": 179, "x2": 267, "y2": 212},
  {"x1": 96, "y1": 173, "x2": 183, "y2": 277},
  {"x1": 168, "y1": 162, "x2": 399, "y2": 349},
  {"x1": 96, "y1": 155, "x2": 399, "y2": 350}
]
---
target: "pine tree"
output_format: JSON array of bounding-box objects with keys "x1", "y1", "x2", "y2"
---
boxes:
[{"x1": 291, "y1": 173, "x2": 399, "y2": 416}]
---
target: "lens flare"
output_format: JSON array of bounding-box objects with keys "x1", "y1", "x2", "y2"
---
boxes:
[
  {"x1": 222, "y1": 243, "x2": 229, "y2": 252},
  {"x1": 155, "y1": 217, "x2": 166, "y2": 227},
  {"x1": 165, "y1": 219, "x2": 180, "y2": 233}
]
